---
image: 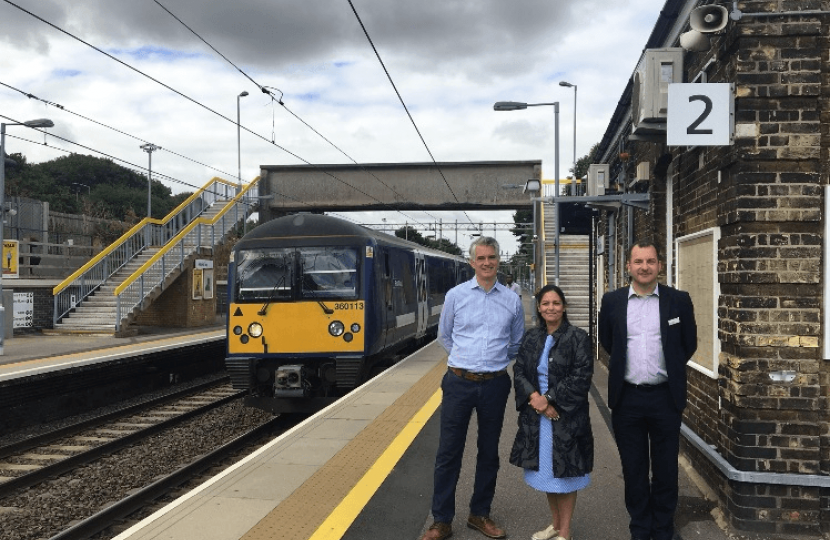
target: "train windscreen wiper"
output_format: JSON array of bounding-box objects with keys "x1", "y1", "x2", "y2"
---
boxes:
[
  {"x1": 258, "y1": 274, "x2": 287, "y2": 315},
  {"x1": 300, "y1": 260, "x2": 335, "y2": 314}
]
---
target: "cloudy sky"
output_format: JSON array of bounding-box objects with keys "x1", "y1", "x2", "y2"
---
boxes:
[{"x1": 0, "y1": 0, "x2": 663, "y2": 256}]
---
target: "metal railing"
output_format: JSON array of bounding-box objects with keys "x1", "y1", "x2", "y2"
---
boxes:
[
  {"x1": 52, "y1": 178, "x2": 257, "y2": 327},
  {"x1": 113, "y1": 181, "x2": 259, "y2": 331}
]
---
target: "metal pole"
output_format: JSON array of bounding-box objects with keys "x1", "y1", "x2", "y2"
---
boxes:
[
  {"x1": 0, "y1": 124, "x2": 6, "y2": 354},
  {"x1": 572, "y1": 86, "x2": 577, "y2": 195},
  {"x1": 147, "y1": 150, "x2": 152, "y2": 218},
  {"x1": 554, "y1": 102, "x2": 560, "y2": 286},
  {"x1": 237, "y1": 91, "x2": 249, "y2": 193},
  {"x1": 140, "y1": 143, "x2": 161, "y2": 219},
  {"x1": 0, "y1": 118, "x2": 53, "y2": 354}
]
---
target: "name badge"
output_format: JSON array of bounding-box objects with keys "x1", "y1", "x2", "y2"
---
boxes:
[{"x1": 668, "y1": 317, "x2": 680, "y2": 326}]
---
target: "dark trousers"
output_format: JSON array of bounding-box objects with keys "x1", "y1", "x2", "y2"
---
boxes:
[
  {"x1": 611, "y1": 384, "x2": 682, "y2": 540},
  {"x1": 431, "y1": 369, "x2": 511, "y2": 523}
]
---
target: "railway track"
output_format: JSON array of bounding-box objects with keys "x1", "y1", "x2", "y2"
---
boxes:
[
  {"x1": 0, "y1": 378, "x2": 240, "y2": 499},
  {"x1": 0, "y1": 378, "x2": 288, "y2": 540}
]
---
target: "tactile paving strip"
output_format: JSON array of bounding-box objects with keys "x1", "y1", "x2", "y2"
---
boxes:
[{"x1": 242, "y1": 360, "x2": 447, "y2": 540}]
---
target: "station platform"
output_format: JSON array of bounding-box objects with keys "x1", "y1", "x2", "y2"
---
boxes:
[
  {"x1": 105, "y1": 300, "x2": 744, "y2": 540},
  {"x1": 0, "y1": 325, "x2": 225, "y2": 383}
]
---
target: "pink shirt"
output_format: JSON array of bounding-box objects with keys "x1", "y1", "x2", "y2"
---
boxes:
[{"x1": 625, "y1": 285, "x2": 668, "y2": 385}]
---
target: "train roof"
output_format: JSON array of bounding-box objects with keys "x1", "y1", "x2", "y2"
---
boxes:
[{"x1": 238, "y1": 213, "x2": 467, "y2": 261}]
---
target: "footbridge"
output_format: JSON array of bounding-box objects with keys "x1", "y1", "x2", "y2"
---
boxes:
[{"x1": 49, "y1": 177, "x2": 259, "y2": 335}]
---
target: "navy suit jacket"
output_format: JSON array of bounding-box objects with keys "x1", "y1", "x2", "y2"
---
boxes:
[{"x1": 598, "y1": 284, "x2": 698, "y2": 412}]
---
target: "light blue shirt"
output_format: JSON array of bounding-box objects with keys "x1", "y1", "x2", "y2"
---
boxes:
[
  {"x1": 438, "y1": 277, "x2": 525, "y2": 372},
  {"x1": 625, "y1": 284, "x2": 667, "y2": 385}
]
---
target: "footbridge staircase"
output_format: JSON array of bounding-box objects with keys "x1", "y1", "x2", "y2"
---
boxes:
[
  {"x1": 541, "y1": 203, "x2": 591, "y2": 331},
  {"x1": 49, "y1": 177, "x2": 259, "y2": 335}
]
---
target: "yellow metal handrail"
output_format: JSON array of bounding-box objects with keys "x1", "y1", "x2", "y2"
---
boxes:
[
  {"x1": 53, "y1": 177, "x2": 238, "y2": 295},
  {"x1": 114, "y1": 179, "x2": 258, "y2": 296}
]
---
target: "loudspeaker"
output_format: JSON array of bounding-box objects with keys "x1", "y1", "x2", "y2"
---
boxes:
[
  {"x1": 689, "y1": 5, "x2": 728, "y2": 33},
  {"x1": 679, "y1": 30, "x2": 711, "y2": 52}
]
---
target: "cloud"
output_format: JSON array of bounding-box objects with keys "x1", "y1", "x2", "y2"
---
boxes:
[{"x1": 0, "y1": 0, "x2": 666, "y2": 255}]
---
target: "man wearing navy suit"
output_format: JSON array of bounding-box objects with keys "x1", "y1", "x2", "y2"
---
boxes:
[{"x1": 599, "y1": 242, "x2": 697, "y2": 540}]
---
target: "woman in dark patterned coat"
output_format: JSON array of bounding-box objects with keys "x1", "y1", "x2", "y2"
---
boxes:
[{"x1": 510, "y1": 284, "x2": 594, "y2": 540}]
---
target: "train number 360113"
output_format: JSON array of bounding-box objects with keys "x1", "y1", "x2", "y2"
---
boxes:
[{"x1": 334, "y1": 302, "x2": 365, "y2": 310}]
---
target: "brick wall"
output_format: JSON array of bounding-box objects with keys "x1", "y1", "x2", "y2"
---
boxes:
[
  {"x1": 133, "y1": 256, "x2": 219, "y2": 328},
  {"x1": 597, "y1": 2, "x2": 830, "y2": 534}
]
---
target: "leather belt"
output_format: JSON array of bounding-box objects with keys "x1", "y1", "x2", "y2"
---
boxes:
[
  {"x1": 448, "y1": 367, "x2": 507, "y2": 382},
  {"x1": 624, "y1": 381, "x2": 668, "y2": 391}
]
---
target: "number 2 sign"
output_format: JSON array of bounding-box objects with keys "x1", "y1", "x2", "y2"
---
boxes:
[{"x1": 667, "y1": 83, "x2": 734, "y2": 146}]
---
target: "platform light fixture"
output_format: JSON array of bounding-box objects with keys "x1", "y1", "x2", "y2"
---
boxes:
[
  {"x1": 0, "y1": 118, "x2": 54, "y2": 355},
  {"x1": 493, "y1": 100, "x2": 561, "y2": 285}
]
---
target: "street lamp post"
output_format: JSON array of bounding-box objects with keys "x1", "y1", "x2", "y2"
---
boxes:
[
  {"x1": 0, "y1": 118, "x2": 54, "y2": 355},
  {"x1": 559, "y1": 81, "x2": 577, "y2": 194},
  {"x1": 71, "y1": 182, "x2": 90, "y2": 201},
  {"x1": 140, "y1": 143, "x2": 161, "y2": 219},
  {"x1": 493, "y1": 100, "x2": 561, "y2": 285},
  {"x1": 237, "y1": 91, "x2": 249, "y2": 193}
]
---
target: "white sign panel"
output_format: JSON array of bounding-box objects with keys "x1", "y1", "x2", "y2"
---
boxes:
[
  {"x1": 195, "y1": 259, "x2": 214, "y2": 269},
  {"x1": 667, "y1": 83, "x2": 734, "y2": 146},
  {"x1": 13, "y1": 292, "x2": 33, "y2": 328}
]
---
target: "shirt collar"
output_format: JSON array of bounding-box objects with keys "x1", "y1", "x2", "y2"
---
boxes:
[
  {"x1": 469, "y1": 277, "x2": 503, "y2": 293},
  {"x1": 628, "y1": 283, "x2": 660, "y2": 298}
]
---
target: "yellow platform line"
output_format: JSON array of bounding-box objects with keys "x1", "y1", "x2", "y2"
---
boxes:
[{"x1": 308, "y1": 389, "x2": 442, "y2": 540}]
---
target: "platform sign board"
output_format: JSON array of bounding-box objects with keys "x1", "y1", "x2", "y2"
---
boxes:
[
  {"x1": 193, "y1": 268, "x2": 204, "y2": 300},
  {"x1": 13, "y1": 292, "x2": 33, "y2": 328},
  {"x1": 2, "y1": 240, "x2": 18, "y2": 278},
  {"x1": 667, "y1": 83, "x2": 734, "y2": 146}
]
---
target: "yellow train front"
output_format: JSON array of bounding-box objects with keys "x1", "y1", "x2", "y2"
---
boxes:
[{"x1": 225, "y1": 213, "x2": 471, "y2": 413}]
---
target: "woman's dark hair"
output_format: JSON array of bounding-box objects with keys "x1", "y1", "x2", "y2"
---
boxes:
[{"x1": 534, "y1": 284, "x2": 569, "y2": 328}]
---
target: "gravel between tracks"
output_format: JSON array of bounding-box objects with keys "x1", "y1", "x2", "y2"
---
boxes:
[{"x1": 0, "y1": 399, "x2": 274, "y2": 540}]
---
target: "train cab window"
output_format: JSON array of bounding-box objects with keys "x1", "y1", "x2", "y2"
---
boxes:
[
  {"x1": 235, "y1": 248, "x2": 293, "y2": 301},
  {"x1": 299, "y1": 247, "x2": 359, "y2": 299}
]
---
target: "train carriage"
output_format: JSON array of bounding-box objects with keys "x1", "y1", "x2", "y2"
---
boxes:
[{"x1": 225, "y1": 213, "x2": 472, "y2": 413}]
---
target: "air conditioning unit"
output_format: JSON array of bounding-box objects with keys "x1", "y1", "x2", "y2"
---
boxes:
[
  {"x1": 587, "y1": 164, "x2": 609, "y2": 197},
  {"x1": 636, "y1": 161, "x2": 650, "y2": 182},
  {"x1": 631, "y1": 48, "x2": 684, "y2": 136}
]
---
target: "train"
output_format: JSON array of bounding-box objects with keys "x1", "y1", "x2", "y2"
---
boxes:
[{"x1": 224, "y1": 213, "x2": 474, "y2": 413}]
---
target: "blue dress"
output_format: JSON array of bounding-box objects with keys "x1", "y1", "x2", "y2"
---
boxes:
[{"x1": 524, "y1": 334, "x2": 591, "y2": 493}]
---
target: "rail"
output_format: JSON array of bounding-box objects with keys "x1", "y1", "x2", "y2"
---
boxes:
[
  {"x1": 113, "y1": 180, "x2": 259, "y2": 330},
  {"x1": 52, "y1": 178, "x2": 255, "y2": 327}
]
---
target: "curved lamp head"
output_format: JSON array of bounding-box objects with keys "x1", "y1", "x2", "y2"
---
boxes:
[
  {"x1": 494, "y1": 101, "x2": 528, "y2": 111},
  {"x1": 559, "y1": 81, "x2": 575, "y2": 88},
  {"x1": 23, "y1": 119, "x2": 54, "y2": 128}
]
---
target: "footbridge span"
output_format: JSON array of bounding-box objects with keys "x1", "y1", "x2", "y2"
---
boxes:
[{"x1": 257, "y1": 160, "x2": 541, "y2": 218}]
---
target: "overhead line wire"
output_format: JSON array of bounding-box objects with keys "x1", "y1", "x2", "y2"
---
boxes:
[
  {"x1": 0, "y1": 80, "x2": 238, "y2": 180},
  {"x1": 345, "y1": 0, "x2": 474, "y2": 227},
  {"x1": 3, "y1": 127, "x2": 314, "y2": 209},
  {"x1": 151, "y1": 0, "x2": 440, "y2": 227},
  {"x1": 1, "y1": 0, "x2": 432, "y2": 229}
]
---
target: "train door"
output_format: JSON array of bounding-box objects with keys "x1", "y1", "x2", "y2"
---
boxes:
[
  {"x1": 415, "y1": 253, "x2": 428, "y2": 338},
  {"x1": 381, "y1": 250, "x2": 393, "y2": 347}
]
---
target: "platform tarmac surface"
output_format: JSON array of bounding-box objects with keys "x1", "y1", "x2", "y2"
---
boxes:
[
  {"x1": 341, "y1": 359, "x2": 748, "y2": 540},
  {"x1": 0, "y1": 324, "x2": 225, "y2": 366}
]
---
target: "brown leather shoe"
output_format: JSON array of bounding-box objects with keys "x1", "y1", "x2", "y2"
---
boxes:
[
  {"x1": 420, "y1": 521, "x2": 453, "y2": 540},
  {"x1": 467, "y1": 515, "x2": 507, "y2": 539}
]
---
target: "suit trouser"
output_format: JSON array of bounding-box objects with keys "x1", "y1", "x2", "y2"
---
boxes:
[
  {"x1": 431, "y1": 370, "x2": 511, "y2": 523},
  {"x1": 611, "y1": 384, "x2": 682, "y2": 540}
]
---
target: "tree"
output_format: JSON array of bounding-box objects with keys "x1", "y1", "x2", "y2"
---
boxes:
[
  {"x1": 394, "y1": 225, "x2": 463, "y2": 256},
  {"x1": 4, "y1": 152, "x2": 192, "y2": 220},
  {"x1": 572, "y1": 142, "x2": 599, "y2": 181}
]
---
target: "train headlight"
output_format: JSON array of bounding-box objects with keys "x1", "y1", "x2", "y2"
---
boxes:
[
  {"x1": 343, "y1": 333, "x2": 354, "y2": 342},
  {"x1": 233, "y1": 326, "x2": 243, "y2": 335},
  {"x1": 329, "y1": 321, "x2": 345, "y2": 337},
  {"x1": 248, "y1": 322, "x2": 264, "y2": 338},
  {"x1": 351, "y1": 323, "x2": 361, "y2": 333}
]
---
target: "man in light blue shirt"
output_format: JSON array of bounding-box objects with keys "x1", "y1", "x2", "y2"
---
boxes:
[{"x1": 420, "y1": 237, "x2": 525, "y2": 540}]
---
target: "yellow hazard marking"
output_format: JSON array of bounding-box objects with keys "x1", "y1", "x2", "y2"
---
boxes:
[{"x1": 307, "y1": 389, "x2": 442, "y2": 540}]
